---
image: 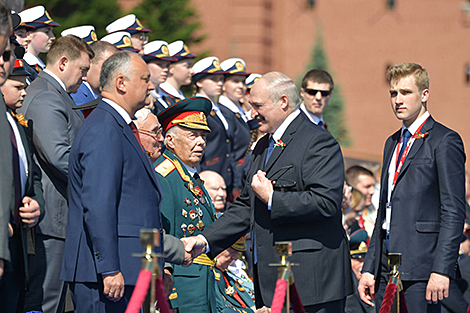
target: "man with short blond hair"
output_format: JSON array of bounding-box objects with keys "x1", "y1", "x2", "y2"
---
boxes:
[{"x1": 359, "y1": 63, "x2": 466, "y2": 312}]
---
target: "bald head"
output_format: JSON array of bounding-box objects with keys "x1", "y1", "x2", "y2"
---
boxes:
[{"x1": 200, "y1": 170, "x2": 227, "y2": 212}]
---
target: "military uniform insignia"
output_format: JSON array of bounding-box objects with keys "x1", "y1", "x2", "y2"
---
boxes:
[
  {"x1": 205, "y1": 157, "x2": 219, "y2": 166},
  {"x1": 193, "y1": 198, "x2": 199, "y2": 206},
  {"x1": 169, "y1": 287, "x2": 178, "y2": 300},
  {"x1": 196, "y1": 220, "x2": 205, "y2": 231},
  {"x1": 225, "y1": 285, "x2": 235, "y2": 296},
  {"x1": 197, "y1": 208, "x2": 203, "y2": 217},
  {"x1": 188, "y1": 183, "x2": 203, "y2": 197},
  {"x1": 200, "y1": 196, "x2": 206, "y2": 204},
  {"x1": 182, "y1": 209, "x2": 188, "y2": 218},
  {"x1": 189, "y1": 210, "x2": 197, "y2": 220},
  {"x1": 187, "y1": 224, "x2": 195, "y2": 235},
  {"x1": 155, "y1": 158, "x2": 176, "y2": 177},
  {"x1": 235, "y1": 113, "x2": 241, "y2": 119},
  {"x1": 35, "y1": 65, "x2": 42, "y2": 72},
  {"x1": 210, "y1": 110, "x2": 216, "y2": 116},
  {"x1": 184, "y1": 197, "x2": 192, "y2": 207},
  {"x1": 234, "y1": 281, "x2": 245, "y2": 292},
  {"x1": 181, "y1": 223, "x2": 187, "y2": 237},
  {"x1": 213, "y1": 270, "x2": 221, "y2": 281}
]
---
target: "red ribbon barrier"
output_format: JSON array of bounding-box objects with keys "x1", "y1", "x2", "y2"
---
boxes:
[
  {"x1": 289, "y1": 283, "x2": 306, "y2": 313},
  {"x1": 379, "y1": 282, "x2": 397, "y2": 313},
  {"x1": 125, "y1": 269, "x2": 152, "y2": 313},
  {"x1": 154, "y1": 276, "x2": 171, "y2": 313},
  {"x1": 125, "y1": 269, "x2": 171, "y2": 313},
  {"x1": 270, "y1": 279, "x2": 288, "y2": 313}
]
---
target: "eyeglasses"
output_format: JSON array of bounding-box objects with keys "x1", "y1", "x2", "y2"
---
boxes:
[
  {"x1": 304, "y1": 88, "x2": 331, "y2": 97},
  {"x1": 138, "y1": 126, "x2": 163, "y2": 137}
]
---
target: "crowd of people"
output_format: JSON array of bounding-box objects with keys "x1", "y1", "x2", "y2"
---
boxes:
[{"x1": 0, "y1": 3, "x2": 469, "y2": 313}]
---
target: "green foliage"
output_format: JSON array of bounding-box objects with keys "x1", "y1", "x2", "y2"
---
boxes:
[
  {"x1": 297, "y1": 27, "x2": 351, "y2": 147},
  {"x1": 131, "y1": 0, "x2": 205, "y2": 45},
  {"x1": 24, "y1": 0, "x2": 122, "y2": 39}
]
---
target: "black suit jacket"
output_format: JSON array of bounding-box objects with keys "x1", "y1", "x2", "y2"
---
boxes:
[
  {"x1": 203, "y1": 111, "x2": 353, "y2": 307},
  {"x1": 4, "y1": 106, "x2": 44, "y2": 288},
  {"x1": 363, "y1": 117, "x2": 466, "y2": 287}
]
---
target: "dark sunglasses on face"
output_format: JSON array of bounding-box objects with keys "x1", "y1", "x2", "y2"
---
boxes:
[
  {"x1": 2, "y1": 50, "x2": 11, "y2": 61},
  {"x1": 304, "y1": 88, "x2": 331, "y2": 97}
]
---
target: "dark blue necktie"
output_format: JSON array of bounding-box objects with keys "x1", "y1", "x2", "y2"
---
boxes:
[
  {"x1": 265, "y1": 136, "x2": 275, "y2": 165},
  {"x1": 318, "y1": 120, "x2": 326, "y2": 130},
  {"x1": 396, "y1": 129, "x2": 411, "y2": 167}
]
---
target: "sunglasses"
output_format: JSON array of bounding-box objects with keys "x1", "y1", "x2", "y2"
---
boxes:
[
  {"x1": 2, "y1": 50, "x2": 12, "y2": 61},
  {"x1": 304, "y1": 88, "x2": 331, "y2": 97}
]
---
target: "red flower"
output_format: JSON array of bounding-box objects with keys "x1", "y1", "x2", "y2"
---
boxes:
[
  {"x1": 412, "y1": 131, "x2": 429, "y2": 139},
  {"x1": 274, "y1": 139, "x2": 286, "y2": 150}
]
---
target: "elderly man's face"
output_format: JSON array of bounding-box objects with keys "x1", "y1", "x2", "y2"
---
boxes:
[
  {"x1": 200, "y1": 171, "x2": 227, "y2": 212},
  {"x1": 137, "y1": 113, "x2": 164, "y2": 162},
  {"x1": 249, "y1": 78, "x2": 287, "y2": 134},
  {"x1": 166, "y1": 126, "x2": 207, "y2": 168},
  {"x1": 126, "y1": 55, "x2": 155, "y2": 113}
]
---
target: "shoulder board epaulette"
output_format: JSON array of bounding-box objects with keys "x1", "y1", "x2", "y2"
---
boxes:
[
  {"x1": 155, "y1": 158, "x2": 176, "y2": 177},
  {"x1": 166, "y1": 155, "x2": 191, "y2": 183},
  {"x1": 213, "y1": 269, "x2": 221, "y2": 281}
]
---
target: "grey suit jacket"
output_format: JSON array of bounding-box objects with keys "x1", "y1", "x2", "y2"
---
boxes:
[
  {"x1": 20, "y1": 71, "x2": 84, "y2": 239},
  {"x1": 0, "y1": 95, "x2": 13, "y2": 262}
]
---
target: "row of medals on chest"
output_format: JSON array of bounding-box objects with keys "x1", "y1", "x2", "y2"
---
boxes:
[{"x1": 181, "y1": 195, "x2": 209, "y2": 236}]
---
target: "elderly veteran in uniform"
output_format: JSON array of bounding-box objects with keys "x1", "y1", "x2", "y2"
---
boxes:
[
  {"x1": 213, "y1": 235, "x2": 256, "y2": 313},
  {"x1": 154, "y1": 97, "x2": 217, "y2": 313}
]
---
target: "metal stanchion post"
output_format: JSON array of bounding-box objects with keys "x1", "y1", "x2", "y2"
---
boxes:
[
  {"x1": 388, "y1": 253, "x2": 403, "y2": 313},
  {"x1": 132, "y1": 229, "x2": 164, "y2": 313}
]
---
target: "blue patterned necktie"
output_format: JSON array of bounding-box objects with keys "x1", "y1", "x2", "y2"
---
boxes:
[
  {"x1": 265, "y1": 136, "x2": 275, "y2": 165},
  {"x1": 396, "y1": 129, "x2": 411, "y2": 167}
]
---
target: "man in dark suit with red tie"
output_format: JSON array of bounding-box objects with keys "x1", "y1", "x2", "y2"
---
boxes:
[
  {"x1": 185, "y1": 71, "x2": 353, "y2": 312},
  {"x1": 61, "y1": 51, "x2": 189, "y2": 313},
  {"x1": 358, "y1": 63, "x2": 466, "y2": 312}
]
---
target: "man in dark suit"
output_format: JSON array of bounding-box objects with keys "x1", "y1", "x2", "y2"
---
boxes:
[
  {"x1": 358, "y1": 63, "x2": 466, "y2": 312},
  {"x1": 61, "y1": 51, "x2": 190, "y2": 313},
  {"x1": 0, "y1": 3, "x2": 13, "y2": 284},
  {"x1": 185, "y1": 71, "x2": 353, "y2": 312},
  {"x1": 0, "y1": 56, "x2": 44, "y2": 312},
  {"x1": 20, "y1": 35, "x2": 94, "y2": 313}
]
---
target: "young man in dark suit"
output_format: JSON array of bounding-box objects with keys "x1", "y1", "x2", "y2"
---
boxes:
[
  {"x1": 185, "y1": 71, "x2": 353, "y2": 312},
  {"x1": 358, "y1": 63, "x2": 466, "y2": 312}
]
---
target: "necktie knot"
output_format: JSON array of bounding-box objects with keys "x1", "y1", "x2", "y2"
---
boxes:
[{"x1": 396, "y1": 129, "x2": 411, "y2": 167}]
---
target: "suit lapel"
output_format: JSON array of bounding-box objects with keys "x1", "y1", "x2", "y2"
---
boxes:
[
  {"x1": 264, "y1": 114, "x2": 303, "y2": 172},
  {"x1": 100, "y1": 101, "x2": 159, "y2": 188},
  {"x1": 396, "y1": 117, "x2": 434, "y2": 182}
]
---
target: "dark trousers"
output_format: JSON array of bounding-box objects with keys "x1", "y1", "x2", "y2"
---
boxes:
[
  {"x1": 253, "y1": 263, "x2": 346, "y2": 313},
  {"x1": 375, "y1": 240, "x2": 441, "y2": 313},
  {"x1": 69, "y1": 282, "x2": 135, "y2": 313}
]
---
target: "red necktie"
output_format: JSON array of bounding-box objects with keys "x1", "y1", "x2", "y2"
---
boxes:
[{"x1": 129, "y1": 122, "x2": 144, "y2": 152}]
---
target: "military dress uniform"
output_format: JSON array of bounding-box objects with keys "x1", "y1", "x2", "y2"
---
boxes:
[
  {"x1": 18, "y1": 6, "x2": 61, "y2": 85},
  {"x1": 213, "y1": 235, "x2": 255, "y2": 313},
  {"x1": 154, "y1": 97, "x2": 217, "y2": 313}
]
